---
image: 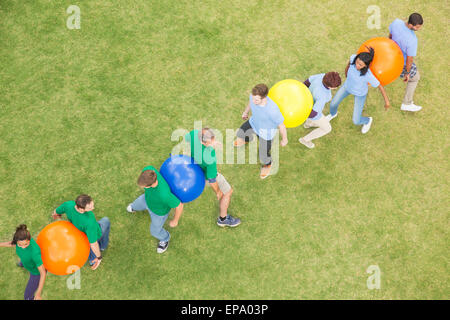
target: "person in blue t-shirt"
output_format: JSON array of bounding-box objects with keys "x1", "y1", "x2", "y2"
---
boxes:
[
  {"x1": 389, "y1": 13, "x2": 423, "y2": 112},
  {"x1": 299, "y1": 72, "x2": 342, "y2": 149},
  {"x1": 234, "y1": 83, "x2": 288, "y2": 179},
  {"x1": 326, "y1": 48, "x2": 391, "y2": 134}
]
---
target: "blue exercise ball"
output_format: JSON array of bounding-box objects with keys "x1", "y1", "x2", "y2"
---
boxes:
[{"x1": 160, "y1": 154, "x2": 205, "y2": 203}]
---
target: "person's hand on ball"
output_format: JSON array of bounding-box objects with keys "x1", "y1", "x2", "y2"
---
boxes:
[{"x1": 51, "y1": 212, "x2": 61, "y2": 220}]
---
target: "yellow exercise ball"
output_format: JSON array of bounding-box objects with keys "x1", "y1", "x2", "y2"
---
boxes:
[{"x1": 268, "y1": 79, "x2": 314, "y2": 128}]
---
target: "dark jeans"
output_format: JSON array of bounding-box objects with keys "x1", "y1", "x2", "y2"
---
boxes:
[
  {"x1": 24, "y1": 273, "x2": 40, "y2": 300},
  {"x1": 88, "y1": 217, "x2": 111, "y2": 263},
  {"x1": 237, "y1": 120, "x2": 272, "y2": 166}
]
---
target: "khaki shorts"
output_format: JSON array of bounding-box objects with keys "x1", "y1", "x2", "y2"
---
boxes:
[{"x1": 207, "y1": 173, "x2": 232, "y2": 194}]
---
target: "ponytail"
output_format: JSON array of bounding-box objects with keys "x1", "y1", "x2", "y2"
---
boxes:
[
  {"x1": 11, "y1": 224, "x2": 31, "y2": 245},
  {"x1": 352, "y1": 46, "x2": 375, "y2": 76}
]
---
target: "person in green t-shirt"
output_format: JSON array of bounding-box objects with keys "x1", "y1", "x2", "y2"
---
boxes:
[
  {"x1": 52, "y1": 194, "x2": 110, "y2": 270},
  {"x1": 0, "y1": 224, "x2": 47, "y2": 300},
  {"x1": 126, "y1": 166, "x2": 184, "y2": 254},
  {"x1": 185, "y1": 128, "x2": 241, "y2": 227}
]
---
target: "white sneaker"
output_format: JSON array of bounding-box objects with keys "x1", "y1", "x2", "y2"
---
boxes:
[
  {"x1": 126, "y1": 204, "x2": 135, "y2": 213},
  {"x1": 299, "y1": 138, "x2": 315, "y2": 149},
  {"x1": 361, "y1": 117, "x2": 373, "y2": 134},
  {"x1": 325, "y1": 113, "x2": 338, "y2": 121},
  {"x1": 401, "y1": 103, "x2": 422, "y2": 112}
]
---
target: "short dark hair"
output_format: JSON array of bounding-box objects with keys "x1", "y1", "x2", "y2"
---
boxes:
[
  {"x1": 322, "y1": 72, "x2": 341, "y2": 88},
  {"x1": 252, "y1": 84, "x2": 269, "y2": 98},
  {"x1": 75, "y1": 194, "x2": 93, "y2": 209},
  {"x1": 137, "y1": 170, "x2": 157, "y2": 188},
  {"x1": 11, "y1": 224, "x2": 31, "y2": 245},
  {"x1": 408, "y1": 13, "x2": 423, "y2": 26}
]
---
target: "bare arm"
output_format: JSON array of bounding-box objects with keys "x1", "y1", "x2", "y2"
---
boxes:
[
  {"x1": 89, "y1": 241, "x2": 102, "y2": 270},
  {"x1": 169, "y1": 202, "x2": 184, "y2": 228},
  {"x1": 378, "y1": 85, "x2": 391, "y2": 110},
  {"x1": 345, "y1": 62, "x2": 350, "y2": 78},
  {"x1": 404, "y1": 56, "x2": 414, "y2": 82},
  {"x1": 278, "y1": 123, "x2": 288, "y2": 146},
  {"x1": 52, "y1": 210, "x2": 62, "y2": 220},
  {"x1": 0, "y1": 241, "x2": 14, "y2": 247},
  {"x1": 242, "y1": 102, "x2": 251, "y2": 120},
  {"x1": 34, "y1": 265, "x2": 47, "y2": 300}
]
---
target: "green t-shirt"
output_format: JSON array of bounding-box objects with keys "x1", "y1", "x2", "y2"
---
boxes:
[
  {"x1": 16, "y1": 238, "x2": 43, "y2": 275},
  {"x1": 55, "y1": 201, "x2": 102, "y2": 243},
  {"x1": 142, "y1": 166, "x2": 181, "y2": 216},
  {"x1": 185, "y1": 129, "x2": 218, "y2": 180}
]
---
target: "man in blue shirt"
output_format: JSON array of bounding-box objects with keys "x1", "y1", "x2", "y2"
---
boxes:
[
  {"x1": 389, "y1": 13, "x2": 423, "y2": 112},
  {"x1": 234, "y1": 84, "x2": 288, "y2": 179},
  {"x1": 299, "y1": 72, "x2": 341, "y2": 149}
]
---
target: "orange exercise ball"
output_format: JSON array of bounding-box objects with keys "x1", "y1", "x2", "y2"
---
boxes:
[
  {"x1": 36, "y1": 221, "x2": 90, "y2": 275},
  {"x1": 357, "y1": 37, "x2": 404, "y2": 86}
]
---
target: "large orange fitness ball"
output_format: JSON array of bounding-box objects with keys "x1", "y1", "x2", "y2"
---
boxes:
[
  {"x1": 36, "y1": 221, "x2": 90, "y2": 275},
  {"x1": 357, "y1": 37, "x2": 404, "y2": 86}
]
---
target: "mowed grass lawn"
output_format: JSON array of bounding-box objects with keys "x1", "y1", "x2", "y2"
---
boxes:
[{"x1": 0, "y1": 0, "x2": 448, "y2": 299}]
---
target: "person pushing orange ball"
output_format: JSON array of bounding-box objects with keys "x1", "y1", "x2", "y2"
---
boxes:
[{"x1": 357, "y1": 37, "x2": 404, "y2": 86}]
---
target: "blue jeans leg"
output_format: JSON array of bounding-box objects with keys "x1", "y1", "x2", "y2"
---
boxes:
[
  {"x1": 97, "y1": 217, "x2": 111, "y2": 251},
  {"x1": 89, "y1": 217, "x2": 111, "y2": 263},
  {"x1": 130, "y1": 194, "x2": 148, "y2": 212},
  {"x1": 131, "y1": 194, "x2": 170, "y2": 243},
  {"x1": 352, "y1": 95, "x2": 369, "y2": 125},
  {"x1": 329, "y1": 86, "x2": 351, "y2": 116},
  {"x1": 149, "y1": 210, "x2": 170, "y2": 243}
]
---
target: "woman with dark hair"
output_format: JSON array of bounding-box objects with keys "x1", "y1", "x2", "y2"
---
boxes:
[
  {"x1": 0, "y1": 224, "x2": 47, "y2": 300},
  {"x1": 327, "y1": 47, "x2": 391, "y2": 134},
  {"x1": 299, "y1": 71, "x2": 342, "y2": 149}
]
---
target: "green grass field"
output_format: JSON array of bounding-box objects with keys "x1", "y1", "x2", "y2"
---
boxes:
[{"x1": 0, "y1": 0, "x2": 448, "y2": 300}]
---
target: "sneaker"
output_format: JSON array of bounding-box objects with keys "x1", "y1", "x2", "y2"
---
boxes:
[
  {"x1": 299, "y1": 138, "x2": 315, "y2": 149},
  {"x1": 361, "y1": 117, "x2": 373, "y2": 134},
  {"x1": 126, "y1": 204, "x2": 135, "y2": 213},
  {"x1": 260, "y1": 164, "x2": 272, "y2": 179},
  {"x1": 325, "y1": 113, "x2": 338, "y2": 121},
  {"x1": 217, "y1": 215, "x2": 241, "y2": 228},
  {"x1": 233, "y1": 139, "x2": 248, "y2": 147},
  {"x1": 401, "y1": 103, "x2": 422, "y2": 112},
  {"x1": 157, "y1": 241, "x2": 169, "y2": 254},
  {"x1": 17, "y1": 261, "x2": 24, "y2": 268}
]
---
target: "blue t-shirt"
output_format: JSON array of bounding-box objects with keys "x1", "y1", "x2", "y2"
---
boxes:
[
  {"x1": 344, "y1": 54, "x2": 380, "y2": 97},
  {"x1": 248, "y1": 95, "x2": 284, "y2": 141},
  {"x1": 389, "y1": 18, "x2": 418, "y2": 64},
  {"x1": 308, "y1": 74, "x2": 332, "y2": 120}
]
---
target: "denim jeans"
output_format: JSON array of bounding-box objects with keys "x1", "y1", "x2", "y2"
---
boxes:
[
  {"x1": 89, "y1": 217, "x2": 111, "y2": 263},
  {"x1": 131, "y1": 194, "x2": 170, "y2": 243},
  {"x1": 329, "y1": 86, "x2": 370, "y2": 126},
  {"x1": 24, "y1": 273, "x2": 41, "y2": 300}
]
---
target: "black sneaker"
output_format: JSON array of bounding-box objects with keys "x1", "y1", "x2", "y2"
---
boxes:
[{"x1": 157, "y1": 241, "x2": 169, "y2": 254}]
